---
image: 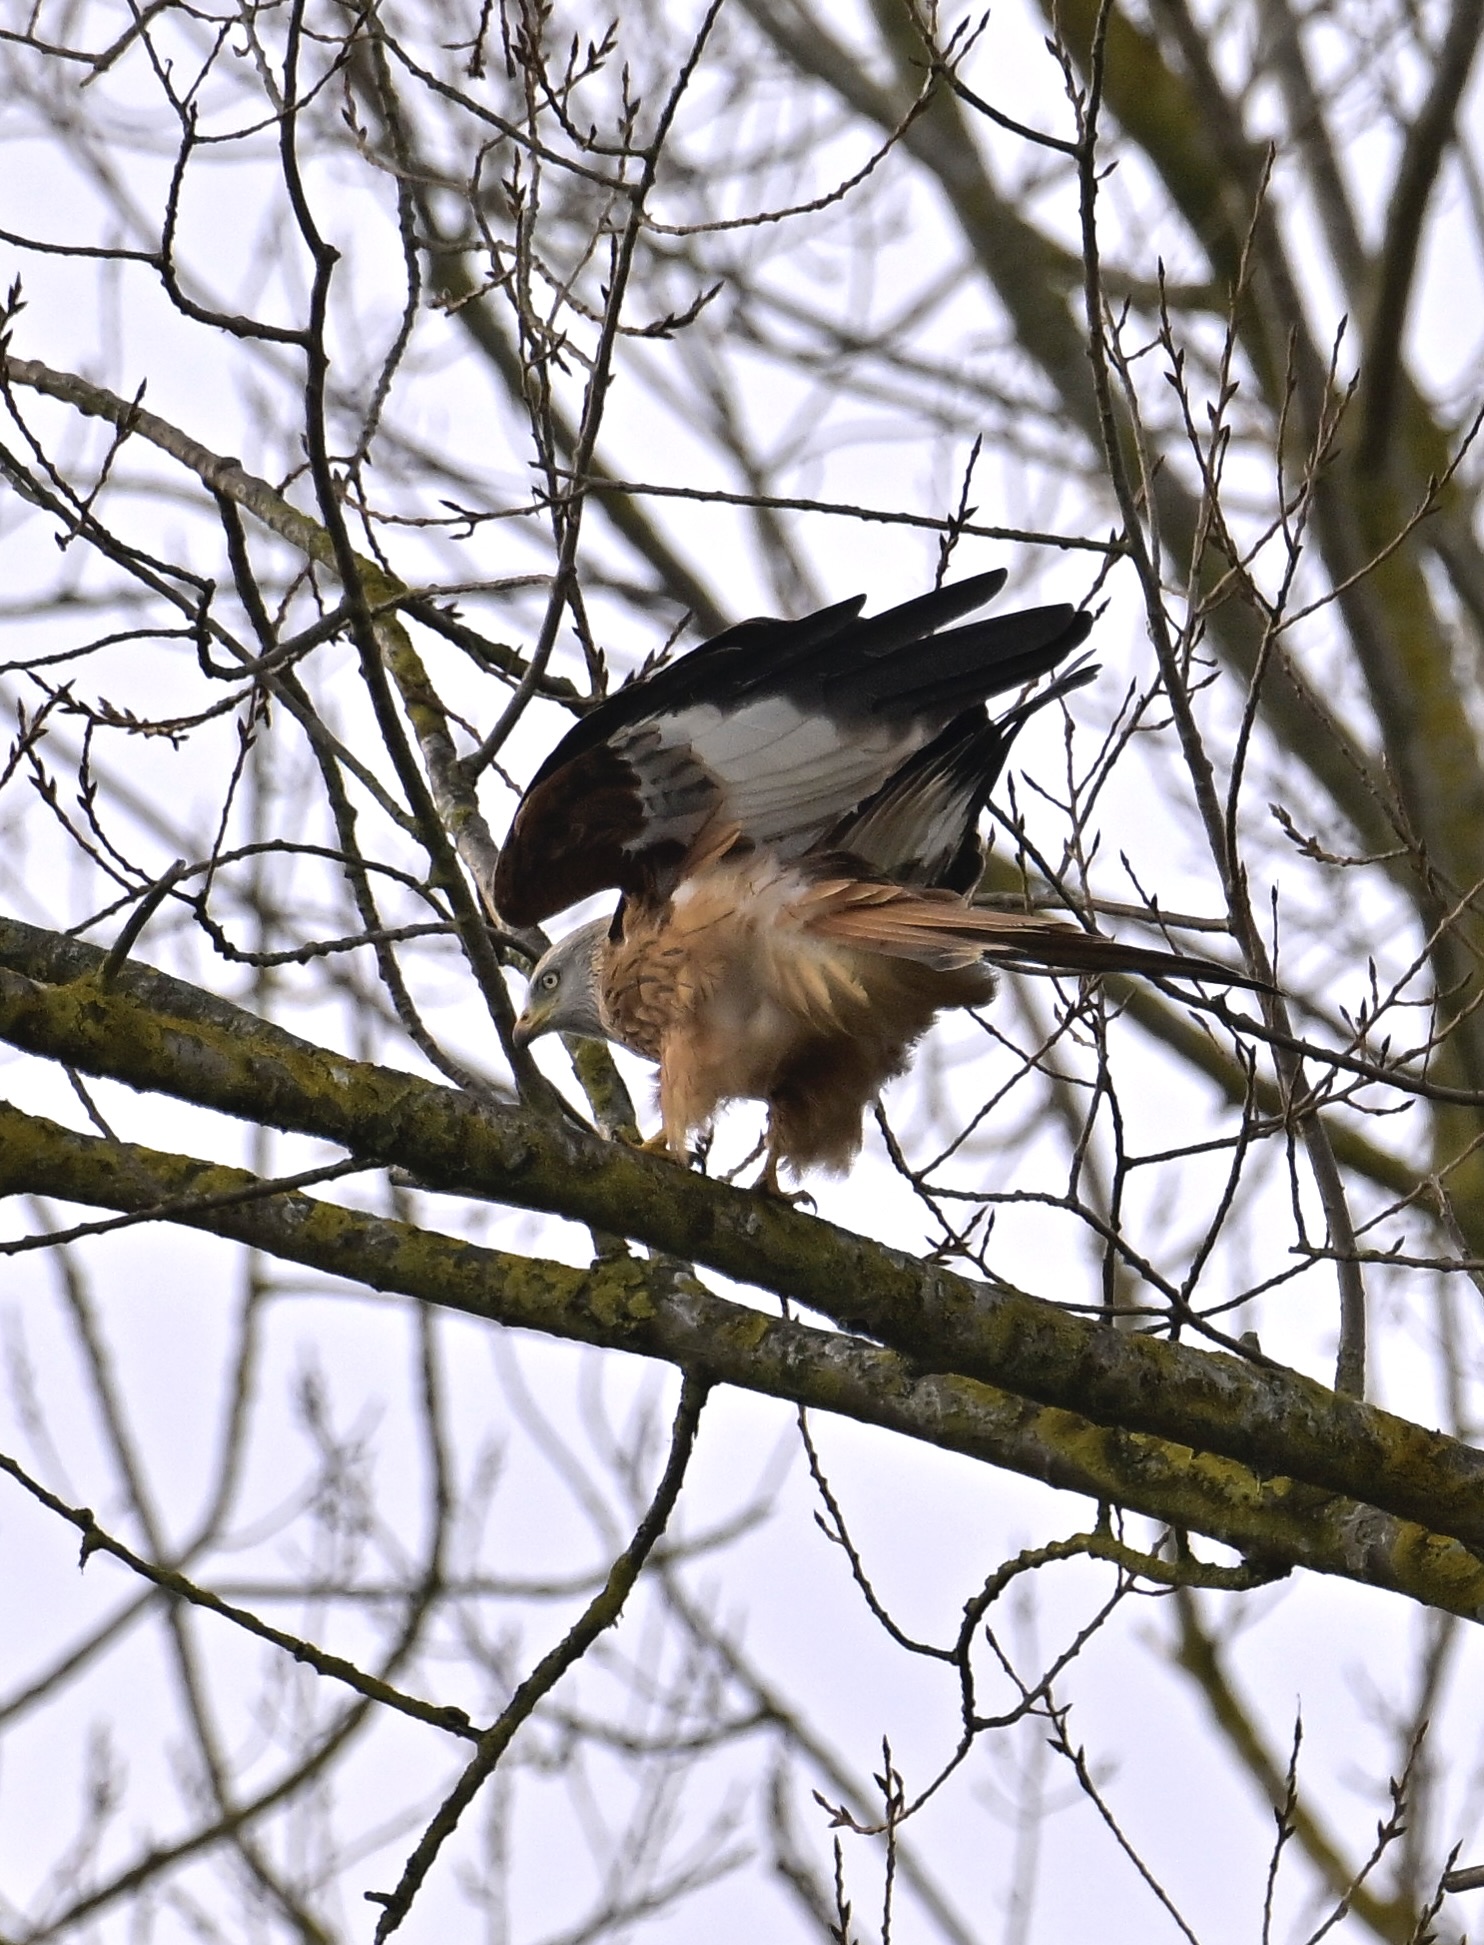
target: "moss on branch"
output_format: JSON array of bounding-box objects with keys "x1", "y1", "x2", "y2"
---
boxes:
[
  {"x1": 3, "y1": 918, "x2": 1484, "y2": 1573},
  {"x1": 5, "y1": 1100, "x2": 1484, "y2": 1619}
]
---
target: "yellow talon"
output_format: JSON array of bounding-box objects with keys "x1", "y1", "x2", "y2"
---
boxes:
[{"x1": 617, "y1": 1126, "x2": 696, "y2": 1166}]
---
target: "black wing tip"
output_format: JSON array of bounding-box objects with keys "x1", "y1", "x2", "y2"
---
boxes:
[
  {"x1": 865, "y1": 606, "x2": 1095, "y2": 717},
  {"x1": 999, "y1": 653, "x2": 1100, "y2": 726},
  {"x1": 844, "y1": 569, "x2": 1010, "y2": 661},
  {"x1": 932, "y1": 566, "x2": 1009, "y2": 610}
]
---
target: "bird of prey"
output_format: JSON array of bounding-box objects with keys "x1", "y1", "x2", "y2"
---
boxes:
[{"x1": 498, "y1": 569, "x2": 1247, "y2": 1190}]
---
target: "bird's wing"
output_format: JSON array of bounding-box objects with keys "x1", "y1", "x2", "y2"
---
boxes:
[
  {"x1": 824, "y1": 660, "x2": 1098, "y2": 889},
  {"x1": 493, "y1": 571, "x2": 1093, "y2": 926}
]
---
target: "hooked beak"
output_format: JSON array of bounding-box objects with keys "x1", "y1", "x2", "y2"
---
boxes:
[{"x1": 512, "y1": 993, "x2": 553, "y2": 1050}]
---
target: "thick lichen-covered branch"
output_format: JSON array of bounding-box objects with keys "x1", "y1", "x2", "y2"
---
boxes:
[
  {"x1": 3, "y1": 1100, "x2": 1483, "y2": 1619},
  {"x1": 3, "y1": 916, "x2": 1484, "y2": 1566}
]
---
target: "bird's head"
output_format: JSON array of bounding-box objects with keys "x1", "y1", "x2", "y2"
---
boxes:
[{"x1": 513, "y1": 919, "x2": 610, "y2": 1048}]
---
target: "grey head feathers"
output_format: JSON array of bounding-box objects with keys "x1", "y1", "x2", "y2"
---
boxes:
[{"x1": 514, "y1": 919, "x2": 610, "y2": 1045}]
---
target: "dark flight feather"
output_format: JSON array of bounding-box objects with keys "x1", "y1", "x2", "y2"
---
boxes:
[{"x1": 494, "y1": 573, "x2": 1092, "y2": 927}]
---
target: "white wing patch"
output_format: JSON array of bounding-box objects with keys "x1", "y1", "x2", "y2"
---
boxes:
[{"x1": 628, "y1": 698, "x2": 927, "y2": 853}]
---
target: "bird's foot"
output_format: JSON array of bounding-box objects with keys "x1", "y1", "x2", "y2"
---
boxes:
[
  {"x1": 772, "y1": 1185, "x2": 817, "y2": 1210},
  {"x1": 753, "y1": 1158, "x2": 815, "y2": 1209},
  {"x1": 619, "y1": 1127, "x2": 702, "y2": 1168}
]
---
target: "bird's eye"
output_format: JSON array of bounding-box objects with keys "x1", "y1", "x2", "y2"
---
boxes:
[{"x1": 539, "y1": 970, "x2": 560, "y2": 992}]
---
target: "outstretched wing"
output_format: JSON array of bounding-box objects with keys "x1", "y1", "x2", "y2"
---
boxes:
[
  {"x1": 493, "y1": 571, "x2": 1093, "y2": 926},
  {"x1": 824, "y1": 660, "x2": 1097, "y2": 891}
]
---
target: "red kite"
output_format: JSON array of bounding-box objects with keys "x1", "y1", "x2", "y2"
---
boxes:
[{"x1": 499, "y1": 570, "x2": 1247, "y2": 1189}]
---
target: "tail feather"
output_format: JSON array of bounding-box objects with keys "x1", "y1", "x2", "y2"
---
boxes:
[{"x1": 807, "y1": 884, "x2": 1262, "y2": 986}]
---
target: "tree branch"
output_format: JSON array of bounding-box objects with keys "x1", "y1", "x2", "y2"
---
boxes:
[
  {"x1": 1358, "y1": 0, "x2": 1484, "y2": 468},
  {"x1": 3, "y1": 919, "x2": 1484, "y2": 1570},
  {"x1": 6, "y1": 1100, "x2": 1484, "y2": 1619}
]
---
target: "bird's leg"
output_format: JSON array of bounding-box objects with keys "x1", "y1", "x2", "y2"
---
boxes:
[{"x1": 653, "y1": 1056, "x2": 709, "y2": 1168}]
